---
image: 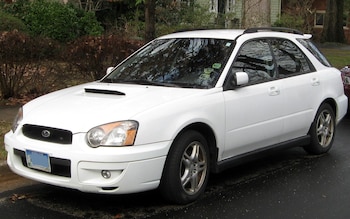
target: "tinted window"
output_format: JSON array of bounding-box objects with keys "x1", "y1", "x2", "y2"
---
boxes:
[
  {"x1": 271, "y1": 39, "x2": 312, "y2": 77},
  {"x1": 102, "y1": 38, "x2": 235, "y2": 89},
  {"x1": 297, "y1": 38, "x2": 331, "y2": 67},
  {"x1": 231, "y1": 39, "x2": 275, "y2": 84}
]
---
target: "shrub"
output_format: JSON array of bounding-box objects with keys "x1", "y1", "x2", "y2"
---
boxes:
[
  {"x1": 76, "y1": 9, "x2": 104, "y2": 37},
  {"x1": 155, "y1": 2, "x2": 217, "y2": 36},
  {"x1": 0, "y1": 30, "x2": 35, "y2": 98},
  {"x1": 66, "y1": 35, "x2": 144, "y2": 80},
  {"x1": 0, "y1": 30, "x2": 62, "y2": 99},
  {"x1": 23, "y1": 0, "x2": 80, "y2": 42},
  {"x1": 273, "y1": 14, "x2": 304, "y2": 31},
  {"x1": 1, "y1": 0, "x2": 28, "y2": 19},
  {"x1": 21, "y1": 0, "x2": 103, "y2": 42},
  {"x1": 0, "y1": 10, "x2": 27, "y2": 32}
]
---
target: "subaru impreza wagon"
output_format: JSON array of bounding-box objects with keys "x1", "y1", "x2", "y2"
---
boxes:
[{"x1": 5, "y1": 28, "x2": 348, "y2": 204}]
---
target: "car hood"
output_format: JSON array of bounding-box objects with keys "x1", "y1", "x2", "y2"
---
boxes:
[{"x1": 22, "y1": 82, "x2": 205, "y2": 133}]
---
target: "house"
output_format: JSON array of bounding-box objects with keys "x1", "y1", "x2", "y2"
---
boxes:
[
  {"x1": 308, "y1": 0, "x2": 350, "y2": 43},
  {"x1": 198, "y1": 0, "x2": 281, "y2": 28},
  {"x1": 201, "y1": 0, "x2": 349, "y2": 43}
]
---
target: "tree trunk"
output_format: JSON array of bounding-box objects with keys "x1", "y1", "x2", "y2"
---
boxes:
[
  {"x1": 321, "y1": 0, "x2": 345, "y2": 43},
  {"x1": 144, "y1": 0, "x2": 156, "y2": 42}
]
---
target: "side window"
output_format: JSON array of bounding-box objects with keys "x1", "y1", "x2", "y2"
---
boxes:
[
  {"x1": 297, "y1": 38, "x2": 331, "y2": 67},
  {"x1": 231, "y1": 39, "x2": 275, "y2": 84},
  {"x1": 270, "y1": 39, "x2": 312, "y2": 77}
]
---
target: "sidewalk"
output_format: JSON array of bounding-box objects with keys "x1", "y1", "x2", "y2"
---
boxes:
[
  {"x1": 0, "y1": 105, "x2": 17, "y2": 166},
  {"x1": 0, "y1": 105, "x2": 19, "y2": 122}
]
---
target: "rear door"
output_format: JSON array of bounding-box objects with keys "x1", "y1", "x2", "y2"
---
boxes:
[{"x1": 270, "y1": 38, "x2": 319, "y2": 141}]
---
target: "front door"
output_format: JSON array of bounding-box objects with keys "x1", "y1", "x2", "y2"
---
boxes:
[{"x1": 222, "y1": 39, "x2": 285, "y2": 159}]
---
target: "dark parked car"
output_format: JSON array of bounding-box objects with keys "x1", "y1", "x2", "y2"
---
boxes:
[{"x1": 340, "y1": 65, "x2": 350, "y2": 113}]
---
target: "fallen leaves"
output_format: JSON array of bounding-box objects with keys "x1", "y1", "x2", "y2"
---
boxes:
[{"x1": 10, "y1": 193, "x2": 29, "y2": 203}]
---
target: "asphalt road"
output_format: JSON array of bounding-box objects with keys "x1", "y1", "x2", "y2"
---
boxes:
[{"x1": 0, "y1": 116, "x2": 349, "y2": 219}]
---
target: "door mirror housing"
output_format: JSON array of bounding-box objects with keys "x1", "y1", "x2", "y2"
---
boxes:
[
  {"x1": 235, "y1": 72, "x2": 249, "y2": 85},
  {"x1": 106, "y1": 67, "x2": 114, "y2": 75},
  {"x1": 224, "y1": 71, "x2": 249, "y2": 90}
]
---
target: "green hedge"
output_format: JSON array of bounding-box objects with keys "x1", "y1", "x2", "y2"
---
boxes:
[
  {"x1": 1, "y1": 0, "x2": 103, "y2": 42},
  {"x1": 0, "y1": 10, "x2": 27, "y2": 32},
  {"x1": 23, "y1": 0, "x2": 103, "y2": 42}
]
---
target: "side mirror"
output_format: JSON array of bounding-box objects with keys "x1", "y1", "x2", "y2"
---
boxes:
[
  {"x1": 235, "y1": 72, "x2": 249, "y2": 85},
  {"x1": 224, "y1": 71, "x2": 249, "y2": 90},
  {"x1": 106, "y1": 67, "x2": 114, "y2": 75}
]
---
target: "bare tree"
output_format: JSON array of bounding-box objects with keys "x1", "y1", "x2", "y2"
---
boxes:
[
  {"x1": 73, "y1": 0, "x2": 104, "y2": 12},
  {"x1": 280, "y1": 0, "x2": 315, "y2": 33}
]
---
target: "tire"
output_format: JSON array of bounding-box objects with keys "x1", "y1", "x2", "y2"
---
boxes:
[
  {"x1": 304, "y1": 103, "x2": 336, "y2": 155},
  {"x1": 159, "y1": 130, "x2": 210, "y2": 204}
]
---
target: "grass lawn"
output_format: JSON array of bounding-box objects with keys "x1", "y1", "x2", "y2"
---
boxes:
[{"x1": 320, "y1": 47, "x2": 350, "y2": 69}]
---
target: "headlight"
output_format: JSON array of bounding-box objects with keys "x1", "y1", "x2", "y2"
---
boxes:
[
  {"x1": 86, "y1": 121, "x2": 138, "y2": 148},
  {"x1": 12, "y1": 107, "x2": 23, "y2": 133}
]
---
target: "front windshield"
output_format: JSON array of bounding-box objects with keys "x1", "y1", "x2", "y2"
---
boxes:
[{"x1": 102, "y1": 38, "x2": 235, "y2": 88}]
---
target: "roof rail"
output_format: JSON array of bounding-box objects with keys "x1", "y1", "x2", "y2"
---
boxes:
[{"x1": 244, "y1": 27, "x2": 303, "y2": 35}]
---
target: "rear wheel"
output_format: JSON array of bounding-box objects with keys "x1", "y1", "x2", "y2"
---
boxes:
[
  {"x1": 304, "y1": 103, "x2": 335, "y2": 155},
  {"x1": 160, "y1": 130, "x2": 210, "y2": 204}
]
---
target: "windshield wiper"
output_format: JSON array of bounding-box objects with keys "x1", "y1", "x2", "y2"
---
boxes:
[
  {"x1": 170, "y1": 82, "x2": 208, "y2": 89},
  {"x1": 102, "y1": 78, "x2": 207, "y2": 89},
  {"x1": 119, "y1": 79, "x2": 180, "y2": 87}
]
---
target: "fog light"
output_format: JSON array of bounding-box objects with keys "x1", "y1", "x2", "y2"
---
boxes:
[{"x1": 101, "y1": 170, "x2": 111, "y2": 179}]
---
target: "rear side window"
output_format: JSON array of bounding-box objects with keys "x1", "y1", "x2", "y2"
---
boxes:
[
  {"x1": 297, "y1": 38, "x2": 331, "y2": 67},
  {"x1": 271, "y1": 39, "x2": 313, "y2": 77}
]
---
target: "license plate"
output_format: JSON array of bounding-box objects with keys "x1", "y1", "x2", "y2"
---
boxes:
[{"x1": 25, "y1": 150, "x2": 51, "y2": 172}]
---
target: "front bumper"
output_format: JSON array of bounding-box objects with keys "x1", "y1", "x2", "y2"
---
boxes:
[{"x1": 5, "y1": 131, "x2": 170, "y2": 194}]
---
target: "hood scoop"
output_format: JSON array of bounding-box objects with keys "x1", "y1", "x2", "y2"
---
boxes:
[{"x1": 85, "y1": 88, "x2": 125, "y2": 95}]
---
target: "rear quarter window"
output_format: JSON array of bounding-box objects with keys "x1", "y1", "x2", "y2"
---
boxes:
[
  {"x1": 271, "y1": 39, "x2": 313, "y2": 78},
  {"x1": 297, "y1": 39, "x2": 331, "y2": 67}
]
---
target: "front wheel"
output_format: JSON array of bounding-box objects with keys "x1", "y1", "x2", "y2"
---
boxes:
[
  {"x1": 304, "y1": 103, "x2": 336, "y2": 155},
  {"x1": 159, "y1": 130, "x2": 210, "y2": 204}
]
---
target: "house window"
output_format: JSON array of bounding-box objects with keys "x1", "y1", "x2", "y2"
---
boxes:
[
  {"x1": 226, "y1": 0, "x2": 235, "y2": 12},
  {"x1": 315, "y1": 11, "x2": 325, "y2": 27},
  {"x1": 210, "y1": 0, "x2": 218, "y2": 12},
  {"x1": 315, "y1": 10, "x2": 348, "y2": 28}
]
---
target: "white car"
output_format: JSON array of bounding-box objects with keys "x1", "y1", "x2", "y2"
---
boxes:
[{"x1": 5, "y1": 28, "x2": 348, "y2": 204}]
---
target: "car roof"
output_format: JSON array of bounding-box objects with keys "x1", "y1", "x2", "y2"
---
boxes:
[{"x1": 157, "y1": 28, "x2": 312, "y2": 41}]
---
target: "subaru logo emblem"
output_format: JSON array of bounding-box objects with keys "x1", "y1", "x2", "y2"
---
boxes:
[{"x1": 41, "y1": 130, "x2": 51, "y2": 138}]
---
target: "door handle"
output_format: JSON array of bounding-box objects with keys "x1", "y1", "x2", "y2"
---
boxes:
[
  {"x1": 268, "y1": 86, "x2": 280, "y2": 96},
  {"x1": 311, "y1": 78, "x2": 320, "y2": 86}
]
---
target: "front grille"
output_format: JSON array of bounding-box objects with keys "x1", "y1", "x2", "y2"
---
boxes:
[
  {"x1": 14, "y1": 149, "x2": 71, "y2": 177},
  {"x1": 22, "y1": 124, "x2": 72, "y2": 144}
]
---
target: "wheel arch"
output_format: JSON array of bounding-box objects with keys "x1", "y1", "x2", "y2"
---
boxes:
[
  {"x1": 172, "y1": 122, "x2": 219, "y2": 173},
  {"x1": 308, "y1": 98, "x2": 337, "y2": 134},
  {"x1": 321, "y1": 98, "x2": 337, "y2": 117},
  {"x1": 305, "y1": 98, "x2": 337, "y2": 155}
]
